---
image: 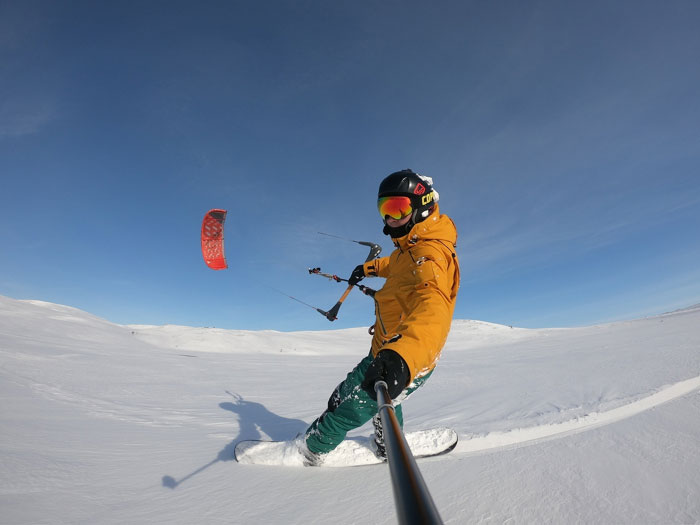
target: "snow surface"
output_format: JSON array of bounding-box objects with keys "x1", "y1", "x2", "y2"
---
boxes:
[{"x1": 1, "y1": 294, "x2": 699, "y2": 524}]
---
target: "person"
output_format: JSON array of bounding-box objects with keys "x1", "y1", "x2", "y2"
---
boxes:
[{"x1": 300, "y1": 169, "x2": 460, "y2": 466}]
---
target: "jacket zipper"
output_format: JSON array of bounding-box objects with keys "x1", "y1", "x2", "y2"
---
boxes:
[{"x1": 375, "y1": 298, "x2": 387, "y2": 335}]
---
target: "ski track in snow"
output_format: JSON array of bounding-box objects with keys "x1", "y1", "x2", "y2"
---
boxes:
[{"x1": 451, "y1": 374, "x2": 700, "y2": 457}]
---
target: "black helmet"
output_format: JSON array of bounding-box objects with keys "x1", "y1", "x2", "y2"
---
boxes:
[{"x1": 377, "y1": 169, "x2": 437, "y2": 238}]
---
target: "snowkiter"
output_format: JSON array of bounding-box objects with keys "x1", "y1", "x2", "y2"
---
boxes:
[{"x1": 301, "y1": 169, "x2": 460, "y2": 465}]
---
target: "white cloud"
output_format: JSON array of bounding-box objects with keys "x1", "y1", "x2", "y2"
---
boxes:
[{"x1": 0, "y1": 99, "x2": 56, "y2": 138}]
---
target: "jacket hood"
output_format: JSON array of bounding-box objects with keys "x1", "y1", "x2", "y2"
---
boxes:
[{"x1": 391, "y1": 204, "x2": 457, "y2": 250}]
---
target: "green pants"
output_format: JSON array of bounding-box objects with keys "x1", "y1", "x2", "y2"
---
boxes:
[{"x1": 305, "y1": 351, "x2": 432, "y2": 454}]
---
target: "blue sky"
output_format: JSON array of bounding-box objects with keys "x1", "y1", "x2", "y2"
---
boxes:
[{"x1": 2, "y1": 0, "x2": 699, "y2": 331}]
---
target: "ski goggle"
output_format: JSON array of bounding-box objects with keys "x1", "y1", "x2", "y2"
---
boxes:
[{"x1": 377, "y1": 196, "x2": 413, "y2": 220}]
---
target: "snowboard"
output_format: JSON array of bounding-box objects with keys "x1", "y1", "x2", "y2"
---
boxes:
[{"x1": 234, "y1": 427, "x2": 457, "y2": 467}]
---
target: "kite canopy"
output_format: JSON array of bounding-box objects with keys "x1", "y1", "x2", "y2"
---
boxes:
[{"x1": 201, "y1": 209, "x2": 228, "y2": 270}]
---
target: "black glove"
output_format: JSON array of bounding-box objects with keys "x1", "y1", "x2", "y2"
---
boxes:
[
  {"x1": 361, "y1": 349, "x2": 410, "y2": 401},
  {"x1": 348, "y1": 264, "x2": 365, "y2": 286}
]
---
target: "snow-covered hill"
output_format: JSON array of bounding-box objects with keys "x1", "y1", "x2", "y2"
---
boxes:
[{"x1": 1, "y1": 295, "x2": 699, "y2": 524}]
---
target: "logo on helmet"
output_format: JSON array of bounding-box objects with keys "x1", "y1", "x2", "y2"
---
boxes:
[{"x1": 414, "y1": 183, "x2": 426, "y2": 195}]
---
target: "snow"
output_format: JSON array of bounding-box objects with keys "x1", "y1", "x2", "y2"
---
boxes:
[{"x1": 1, "y1": 294, "x2": 699, "y2": 524}]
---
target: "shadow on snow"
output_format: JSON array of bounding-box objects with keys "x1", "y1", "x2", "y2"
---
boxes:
[{"x1": 162, "y1": 390, "x2": 308, "y2": 489}]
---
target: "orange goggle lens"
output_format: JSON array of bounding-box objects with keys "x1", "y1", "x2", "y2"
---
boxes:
[{"x1": 378, "y1": 196, "x2": 413, "y2": 220}]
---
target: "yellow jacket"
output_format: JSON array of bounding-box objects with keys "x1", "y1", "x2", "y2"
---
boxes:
[{"x1": 362, "y1": 205, "x2": 460, "y2": 382}]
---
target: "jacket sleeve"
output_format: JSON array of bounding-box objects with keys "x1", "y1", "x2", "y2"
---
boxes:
[
  {"x1": 363, "y1": 256, "x2": 391, "y2": 278},
  {"x1": 382, "y1": 251, "x2": 456, "y2": 382}
]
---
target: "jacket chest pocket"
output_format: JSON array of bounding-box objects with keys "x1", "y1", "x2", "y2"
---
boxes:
[{"x1": 398, "y1": 255, "x2": 436, "y2": 290}]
